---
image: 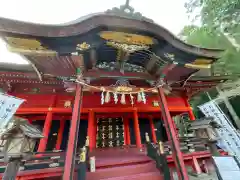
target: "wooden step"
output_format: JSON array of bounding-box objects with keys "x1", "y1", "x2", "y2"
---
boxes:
[
  {"x1": 87, "y1": 162, "x2": 158, "y2": 180},
  {"x1": 102, "y1": 172, "x2": 163, "y2": 180}
]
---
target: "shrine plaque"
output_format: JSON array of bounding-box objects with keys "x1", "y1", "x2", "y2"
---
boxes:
[{"x1": 212, "y1": 156, "x2": 240, "y2": 180}]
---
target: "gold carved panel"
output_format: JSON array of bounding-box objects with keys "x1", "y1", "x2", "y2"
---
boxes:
[{"x1": 99, "y1": 31, "x2": 154, "y2": 45}]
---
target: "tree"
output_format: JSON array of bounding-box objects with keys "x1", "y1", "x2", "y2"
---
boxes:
[
  {"x1": 183, "y1": 1, "x2": 240, "y2": 127},
  {"x1": 185, "y1": 0, "x2": 240, "y2": 48}
]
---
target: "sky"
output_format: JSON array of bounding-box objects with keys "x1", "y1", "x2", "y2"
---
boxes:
[{"x1": 0, "y1": 0, "x2": 190, "y2": 64}]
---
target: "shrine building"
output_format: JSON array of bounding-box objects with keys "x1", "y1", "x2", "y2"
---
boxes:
[{"x1": 0, "y1": 1, "x2": 227, "y2": 180}]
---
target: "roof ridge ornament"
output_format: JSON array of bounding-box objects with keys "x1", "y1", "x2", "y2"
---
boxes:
[{"x1": 105, "y1": 0, "x2": 153, "y2": 22}]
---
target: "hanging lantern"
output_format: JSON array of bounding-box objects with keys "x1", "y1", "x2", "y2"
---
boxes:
[{"x1": 0, "y1": 117, "x2": 43, "y2": 179}]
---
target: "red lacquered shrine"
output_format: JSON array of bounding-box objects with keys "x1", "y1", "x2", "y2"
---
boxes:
[{"x1": 0, "y1": 1, "x2": 226, "y2": 180}]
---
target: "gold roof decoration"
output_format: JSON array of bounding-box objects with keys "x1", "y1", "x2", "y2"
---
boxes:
[
  {"x1": 5, "y1": 37, "x2": 57, "y2": 56},
  {"x1": 99, "y1": 31, "x2": 154, "y2": 45},
  {"x1": 185, "y1": 59, "x2": 213, "y2": 69},
  {"x1": 107, "y1": 41, "x2": 149, "y2": 53},
  {"x1": 6, "y1": 37, "x2": 46, "y2": 50},
  {"x1": 76, "y1": 42, "x2": 91, "y2": 51},
  {"x1": 115, "y1": 86, "x2": 133, "y2": 92},
  {"x1": 110, "y1": 79, "x2": 136, "y2": 92}
]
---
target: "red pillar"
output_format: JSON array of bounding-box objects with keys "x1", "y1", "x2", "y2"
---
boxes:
[
  {"x1": 55, "y1": 118, "x2": 65, "y2": 150},
  {"x1": 123, "y1": 117, "x2": 131, "y2": 145},
  {"x1": 93, "y1": 117, "x2": 97, "y2": 148},
  {"x1": 37, "y1": 111, "x2": 53, "y2": 152},
  {"x1": 126, "y1": 118, "x2": 131, "y2": 145},
  {"x1": 63, "y1": 84, "x2": 83, "y2": 180},
  {"x1": 184, "y1": 97, "x2": 195, "y2": 120},
  {"x1": 149, "y1": 116, "x2": 157, "y2": 144},
  {"x1": 123, "y1": 117, "x2": 127, "y2": 145},
  {"x1": 158, "y1": 87, "x2": 189, "y2": 180},
  {"x1": 87, "y1": 109, "x2": 95, "y2": 151},
  {"x1": 133, "y1": 110, "x2": 142, "y2": 149}
]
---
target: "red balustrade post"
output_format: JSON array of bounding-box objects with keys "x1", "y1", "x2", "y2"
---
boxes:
[
  {"x1": 37, "y1": 110, "x2": 53, "y2": 152},
  {"x1": 158, "y1": 87, "x2": 189, "y2": 180},
  {"x1": 149, "y1": 116, "x2": 157, "y2": 144},
  {"x1": 63, "y1": 84, "x2": 83, "y2": 180},
  {"x1": 55, "y1": 118, "x2": 65, "y2": 150},
  {"x1": 184, "y1": 97, "x2": 195, "y2": 120}
]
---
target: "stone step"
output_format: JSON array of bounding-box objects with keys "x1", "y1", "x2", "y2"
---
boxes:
[{"x1": 87, "y1": 162, "x2": 158, "y2": 180}]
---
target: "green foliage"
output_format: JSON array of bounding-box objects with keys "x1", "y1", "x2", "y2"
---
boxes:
[
  {"x1": 183, "y1": 0, "x2": 240, "y2": 112},
  {"x1": 179, "y1": 26, "x2": 240, "y2": 75},
  {"x1": 185, "y1": 0, "x2": 240, "y2": 37}
]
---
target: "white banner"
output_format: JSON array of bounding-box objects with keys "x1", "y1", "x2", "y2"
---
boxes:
[
  {"x1": 0, "y1": 93, "x2": 25, "y2": 129},
  {"x1": 199, "y1": 101, "x2": 240, "y2": 162}
]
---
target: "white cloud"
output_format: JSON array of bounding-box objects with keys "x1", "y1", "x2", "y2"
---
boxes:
[{"x1": 0, "y1": 0, "x2": 190, "y2": 64}]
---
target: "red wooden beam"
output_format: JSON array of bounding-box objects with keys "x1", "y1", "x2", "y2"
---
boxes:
[
  {"x1": 84, "y1": 69, "x2": 155, "y2": 80},
  {"x1": 16, "y1": 106, "x2": 191, "y2": 115},
  {"x1": 63, "y1": 84, "x2": 83, "y2": 180}
]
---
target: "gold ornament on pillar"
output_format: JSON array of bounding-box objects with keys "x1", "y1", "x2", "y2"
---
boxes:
[
  {"x1": 145, "y1": 132, "x2": 150, "y2": 143},
  {"x1": 85, "y1": 136, "x2": 89, "y2": 147},
  {"x1": 64, "y1": 100, "x2": 72, "y2": 108}
]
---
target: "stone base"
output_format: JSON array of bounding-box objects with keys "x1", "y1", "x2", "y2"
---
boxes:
[{"x1": 188, "y1": 172, "x2": 208, "y2": 177}]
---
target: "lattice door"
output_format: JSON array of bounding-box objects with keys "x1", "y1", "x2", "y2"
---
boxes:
[{"x1": 96, "y1": 117, "x2": 124, "y2": 148}]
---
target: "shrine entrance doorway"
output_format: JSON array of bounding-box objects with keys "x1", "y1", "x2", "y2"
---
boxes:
[{"x1": 96, "y1": 117, "x2": 124, "y2": 148}]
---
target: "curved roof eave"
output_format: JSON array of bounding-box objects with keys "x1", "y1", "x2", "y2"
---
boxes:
[{"x1": 0, "y1": 14, "x2": 223, "y2": 59}]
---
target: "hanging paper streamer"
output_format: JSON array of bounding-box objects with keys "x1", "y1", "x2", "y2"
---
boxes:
[
  {"x1": 140, "y1": 88, "x2": 146, "y2": 104},
  {"x1": 105, "y1": 91, "x2": 110, "y2": 103},
  {"x1": 130, "y1": 93, "x2": 134, "y2": 106},
  {"x1": 120, "y1": 93, "x2": 126, "y2": 104},
  {"x1": 137, "y1": 92, "x2": 142, "y2": 102},
  {"x1": 113, "y1": 92, "x2": 118, "y2": 104},
  {"x1": 101, "y1": 88, "x2": 105, "y2": 105}
]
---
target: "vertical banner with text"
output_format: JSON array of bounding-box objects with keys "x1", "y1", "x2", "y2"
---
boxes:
[
  {"x1": 199, "y1": 101, "x2": 240, "y2": 162},
  {"x1": 0, "y1": 93, "x2": 25, "y2": 129}
]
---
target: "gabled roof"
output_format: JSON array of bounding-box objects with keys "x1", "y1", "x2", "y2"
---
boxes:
[
  {"x1": 0, "y1": 117, "x2": 43, "y2": 139},
  {"x1": 0, "y1": 13, "x2": 222, "y2": 58},
  {"x1": 0, "y1": 1, "x2": 225, "y2": 94}
]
